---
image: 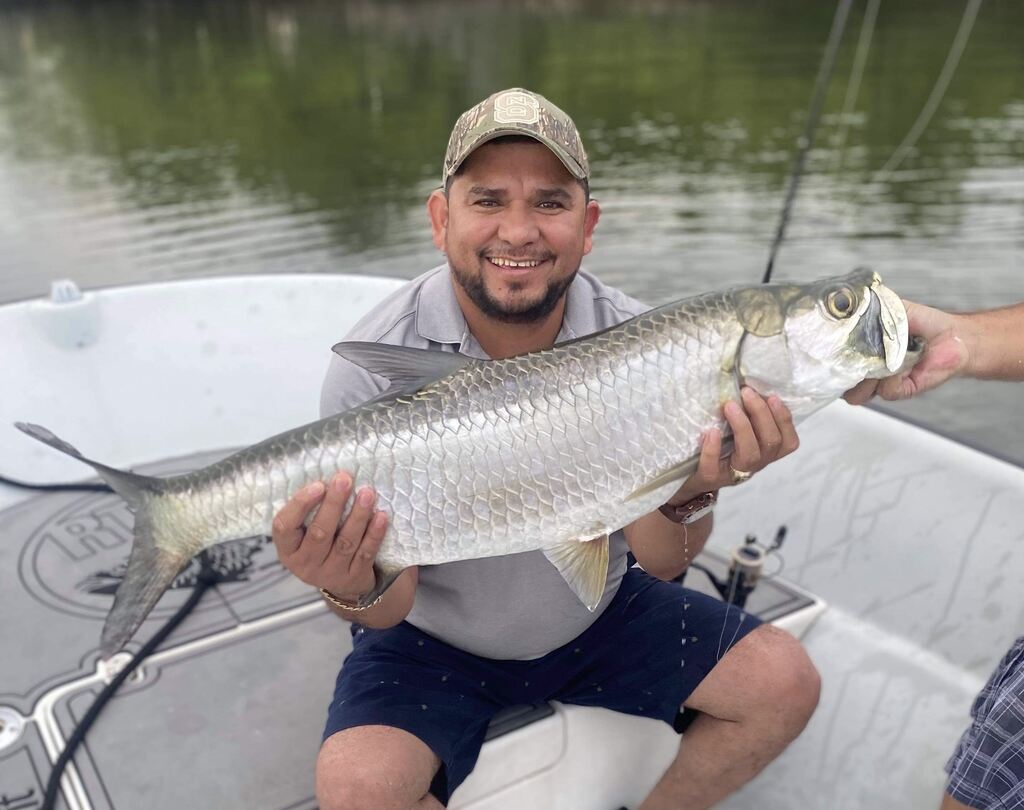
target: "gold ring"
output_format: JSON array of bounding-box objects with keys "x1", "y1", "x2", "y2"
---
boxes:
[{"x1": 730, "y1": 466, "x2": 753, "y2": 484}]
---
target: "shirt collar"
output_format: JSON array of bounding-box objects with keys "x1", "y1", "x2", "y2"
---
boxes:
[
  {"x1": 415, "y1": 262, "x2": 598, "y2": 354},
  {"x1": 559, "y1": 272, "x2": 599, "y2": 341},
  {"x1": 414, "y1": 264, "x2": 473, "y2": 348}
]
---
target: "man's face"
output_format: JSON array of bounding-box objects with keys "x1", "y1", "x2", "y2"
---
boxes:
[{"x1": 428, "y1": 140, "x2": 600, "y2": 324}]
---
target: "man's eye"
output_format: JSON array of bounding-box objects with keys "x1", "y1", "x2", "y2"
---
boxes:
[
  {"x1": 473, "y1": 199, "x2": 499, "y2": 207},
  {"x1": 538, "y1": 201, "x2": 565, "y2": 210}
]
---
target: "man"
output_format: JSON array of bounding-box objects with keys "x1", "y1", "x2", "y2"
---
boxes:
[
  {"x1": 846, "y1": 300, "x2": 1024, "y2": 810},
  {"x1": 272, "y1": 88, "x2": 820, "y2": 810}
]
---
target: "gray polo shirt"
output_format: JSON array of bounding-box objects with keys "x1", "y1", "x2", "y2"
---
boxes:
[{"x1": 320, "y1": 263, "x2": 649, "y2": 660}]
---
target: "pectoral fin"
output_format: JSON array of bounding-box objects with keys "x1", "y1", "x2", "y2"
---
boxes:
[{"x1": 543, "y1": 533, "x2": 610, "y2": 611}]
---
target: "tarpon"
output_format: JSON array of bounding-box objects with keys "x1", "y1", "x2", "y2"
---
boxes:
[{"x1": 16, "y1": 268, "x2": 917, "y2": 656}]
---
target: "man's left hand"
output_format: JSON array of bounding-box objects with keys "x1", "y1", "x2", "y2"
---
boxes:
[{"x1": 667, "y1": 386, "x2": 800, "y2": 506}]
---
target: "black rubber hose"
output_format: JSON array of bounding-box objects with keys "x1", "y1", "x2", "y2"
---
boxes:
[
  {"x1": 4, "y1": 474, "x2": 217, "y2": 809},
  {"x1": 41, "y1": 559, "x2": 218, "y2": 810},
  {"x1": 0, "y1": 474, "x2": 112, "y2": 493}
]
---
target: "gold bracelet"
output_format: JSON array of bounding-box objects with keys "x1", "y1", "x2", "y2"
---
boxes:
[{"x1": 319, "y1": 587, "x2": 384, "y2": 612}]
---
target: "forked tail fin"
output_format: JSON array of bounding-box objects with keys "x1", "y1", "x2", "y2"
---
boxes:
[
  {"x1": 15, "y1": 422, "x2": 195, "y2": 657},
  {"x1": 100, "y1": 511, "x2": 191, "y2": 657},
  {"x1": 15, "y1": 422, "x2": 162, "y2": 507}
]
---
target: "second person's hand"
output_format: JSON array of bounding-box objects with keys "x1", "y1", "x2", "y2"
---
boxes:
[{"x1": 844, "y1": 300, "x2": 970, "y2": 405}]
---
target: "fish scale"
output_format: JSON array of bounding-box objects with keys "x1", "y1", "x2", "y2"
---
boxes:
[
  {"x1": 176, "y1": 296, "x2": 715, "y2": 561},
  {"x1": 261, "y1": 291, "x2": 748, "y2": 569},
  {"x1": 17, "y1": 269, "x2": 912, "y2": 654}
]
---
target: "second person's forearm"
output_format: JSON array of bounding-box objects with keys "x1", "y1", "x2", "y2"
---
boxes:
[{"x1": 961, "y1": 303, "x2": 1024, "y2": 381}]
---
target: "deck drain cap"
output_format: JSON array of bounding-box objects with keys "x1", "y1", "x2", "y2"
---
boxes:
[{"x1": 0, "y1": 706, "x2": 25, "y2": 751}]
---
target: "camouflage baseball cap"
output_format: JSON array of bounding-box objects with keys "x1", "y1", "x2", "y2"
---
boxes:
[{"x1": 442, "y1": 88, "x2": 589, "y2": 186}]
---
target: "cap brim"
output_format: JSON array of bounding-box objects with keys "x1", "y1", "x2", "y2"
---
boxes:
[{"x1": 445, "y1": 127, "x2": 588, "y2": 183}]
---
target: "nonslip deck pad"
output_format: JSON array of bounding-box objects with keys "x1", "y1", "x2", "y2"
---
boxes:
[
  {"x1": 49, "y1": 609, "x2": 336, "y2": 810},
  {"x1": 0, "y1": 720, "x2": 69, "y2": 810},
  {"x1": 1, "y1": 449, "x2": 319, "y2": 713}
]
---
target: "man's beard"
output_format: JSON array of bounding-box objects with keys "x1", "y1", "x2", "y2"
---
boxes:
[{"x1": 450, "y1": 259, "x2": 576, "y2": 325}]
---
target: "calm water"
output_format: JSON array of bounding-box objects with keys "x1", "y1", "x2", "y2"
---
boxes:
[{"x1": 1, "y1": 0, "x2": 1022, "y2": 460}]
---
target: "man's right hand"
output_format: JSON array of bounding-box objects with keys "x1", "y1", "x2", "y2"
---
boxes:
[{"x1": 272, "y1": 472, "x2": 389, "y2": 605}]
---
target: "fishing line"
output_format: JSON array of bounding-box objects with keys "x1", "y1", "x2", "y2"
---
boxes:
[
  {"x1": 763, "y1": 0, "x2": 854, "y2": 284},
  {"x1": 830, "y1": 0, "x2": 882, "y2": 173},
  {"x1": 715, "y1": 566, "x2": 743, "y2": 662},
  {"x1": 870, "y1": 0, "x2": 983, "y2": 185}
]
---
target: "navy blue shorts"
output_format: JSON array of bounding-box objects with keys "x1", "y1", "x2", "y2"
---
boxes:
[
  {"x1": 945, "y1": 636, "x2": 1024, "y2": 809},
  {"x1": 322, "y1": 567, "x2": 761, "y2": 805}
]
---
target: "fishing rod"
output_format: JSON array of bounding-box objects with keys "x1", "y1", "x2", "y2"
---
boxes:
[
  {"x1": 745, "y1": 0, "x2": 984, "y2": 613},
  {"x1": 686, "y1": 527, "x2": 787, "y2": 610},
  {"x1": 763, "y1": 0, "x2": 854, "y2": 284},
  {"x1": 693, "y1": 0, "x2": 853, "y2": 609}
]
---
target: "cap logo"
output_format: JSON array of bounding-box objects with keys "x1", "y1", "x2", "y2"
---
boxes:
[{"x1": 493, "y1": 91, "x2": 540, "y2": 125}]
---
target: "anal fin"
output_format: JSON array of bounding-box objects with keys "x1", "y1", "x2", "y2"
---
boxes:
[{"x1": 543, "y1": 532, "x2": 610, "y2": 611}]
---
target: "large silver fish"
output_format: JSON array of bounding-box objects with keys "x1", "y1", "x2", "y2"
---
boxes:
[{"x1": 17, "y1": 268, "x2": 914, "y2": 656}]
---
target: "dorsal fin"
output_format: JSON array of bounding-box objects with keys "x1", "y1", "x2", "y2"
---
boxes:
[{"x1": 331, "y1": 342, "x2": 476, "y2": 399}]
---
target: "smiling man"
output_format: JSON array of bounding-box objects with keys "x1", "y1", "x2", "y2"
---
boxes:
[
  {"x1": 272, "y1": 88, "x2": 820, "y2": 810},
  {"x1": 428, "y1": 126, "x2": 600, "y2": 360}
]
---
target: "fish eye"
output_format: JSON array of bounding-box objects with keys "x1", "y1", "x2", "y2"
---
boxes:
[{"x1": 825, "y1": 287, "x2": 855, "y2": 319}]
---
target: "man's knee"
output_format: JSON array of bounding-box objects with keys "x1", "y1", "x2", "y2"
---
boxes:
[
  {"x1": 736, "y1": 624, "x2": 821, "y2": 733},
  {"x1": 316, "y1": 765, "x2": 391, "y2": 810},
  {"x1": 691, "y1": 623, "x2": 820, "y2": 738},
  {"x1": 316, "y1": 726, "x2": 440, "y2": 810}
]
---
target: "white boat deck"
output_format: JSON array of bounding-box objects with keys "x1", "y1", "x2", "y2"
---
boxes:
[{"x1": 2, "y1": 275, "x2": 1020, "y2": 809}]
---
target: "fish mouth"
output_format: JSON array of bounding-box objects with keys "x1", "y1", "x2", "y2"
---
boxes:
[{"x1": 868, "y1": 276, "x2": 908, "y2": 373}]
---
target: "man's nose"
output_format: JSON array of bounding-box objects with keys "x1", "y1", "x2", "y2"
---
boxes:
[{"x1": 497, "y1": 203, "x2": 540, "y2": 246}]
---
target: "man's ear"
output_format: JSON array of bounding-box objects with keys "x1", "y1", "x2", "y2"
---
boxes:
[
  {"x1": 427, "y1": 190, "x2": 449, "y2": 251},
  {"x1": 582, "y1": 199, "x2": 601, "y2": 256}
]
